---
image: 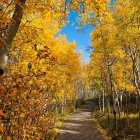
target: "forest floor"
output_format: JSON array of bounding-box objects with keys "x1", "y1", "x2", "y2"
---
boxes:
[
  {"x1": 55, "y1": 101, "x2": 106, "y2": 140},
  {"x1": 93, "y1": 99, "x2": 140, "y2": 140}
]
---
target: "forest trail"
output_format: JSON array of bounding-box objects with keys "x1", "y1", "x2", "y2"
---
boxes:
[{"x1": 55, "y1": 101, "x2": 104, "y2": 140}]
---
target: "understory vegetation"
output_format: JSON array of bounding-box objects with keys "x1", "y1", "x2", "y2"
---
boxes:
[{"x1": 93, "y1": 96, "x2": 140, "y2": 140}]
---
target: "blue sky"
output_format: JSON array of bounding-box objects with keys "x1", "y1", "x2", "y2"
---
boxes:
[{"x1": 60, "y1": 10, "x2": 94, "y2": 63}]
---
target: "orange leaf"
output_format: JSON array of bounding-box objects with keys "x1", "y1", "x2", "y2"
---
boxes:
[
  {"x1": 0, "y1": 93, "x2": 5, "y2": 97},
  {"x1": 0, "y1": 126, "x2": 4, "y2": 132},
  {"x1": 7, "y1": 93, "x2": 16, "y2": 97},
  {"x1": 7, "y1": 136, "x2": 11, "y2": 140},
  {"x1": 0, "y1": 109, "x2": 6, "y2": 117},
  {"x1": 14, "y1": 0, "x2": 19, "y2": 4},
  {"x1": 0, "y1": 86, "x2": 5, "y2": 90}
]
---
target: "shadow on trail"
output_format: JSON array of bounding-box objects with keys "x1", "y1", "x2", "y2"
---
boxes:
[{"x1": 55, "y1": 101, "x2": 105, "y2": 140}]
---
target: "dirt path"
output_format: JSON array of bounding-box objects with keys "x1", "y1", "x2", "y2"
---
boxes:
[{"x1": 55, "y1": 101, "x2": 105, "y2": 140}]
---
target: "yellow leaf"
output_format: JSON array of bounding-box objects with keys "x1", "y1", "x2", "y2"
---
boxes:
[
  {"x1": 28, "y1": 80, "x2": 33, "y2": 85},
  {"x1": 20, "y1": 113, "x2": 25, "y2": 118}
]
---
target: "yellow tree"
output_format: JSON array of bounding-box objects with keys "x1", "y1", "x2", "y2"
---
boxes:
[
  {"x1": 114, "y1": 0, "x2": 140, "y2": 131},
  {"x1": 115, "y1": 0, "x2": 140, "y2": 98},
  {"x1": 1, "y1": 10, "x2": 82, "y2": 138},
  {"x1": 0, "y1": 0, "x2": 109, "y2": 67},
  {"x1": 89, "y1": 9, "x2": 136, "y2": 130}
]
